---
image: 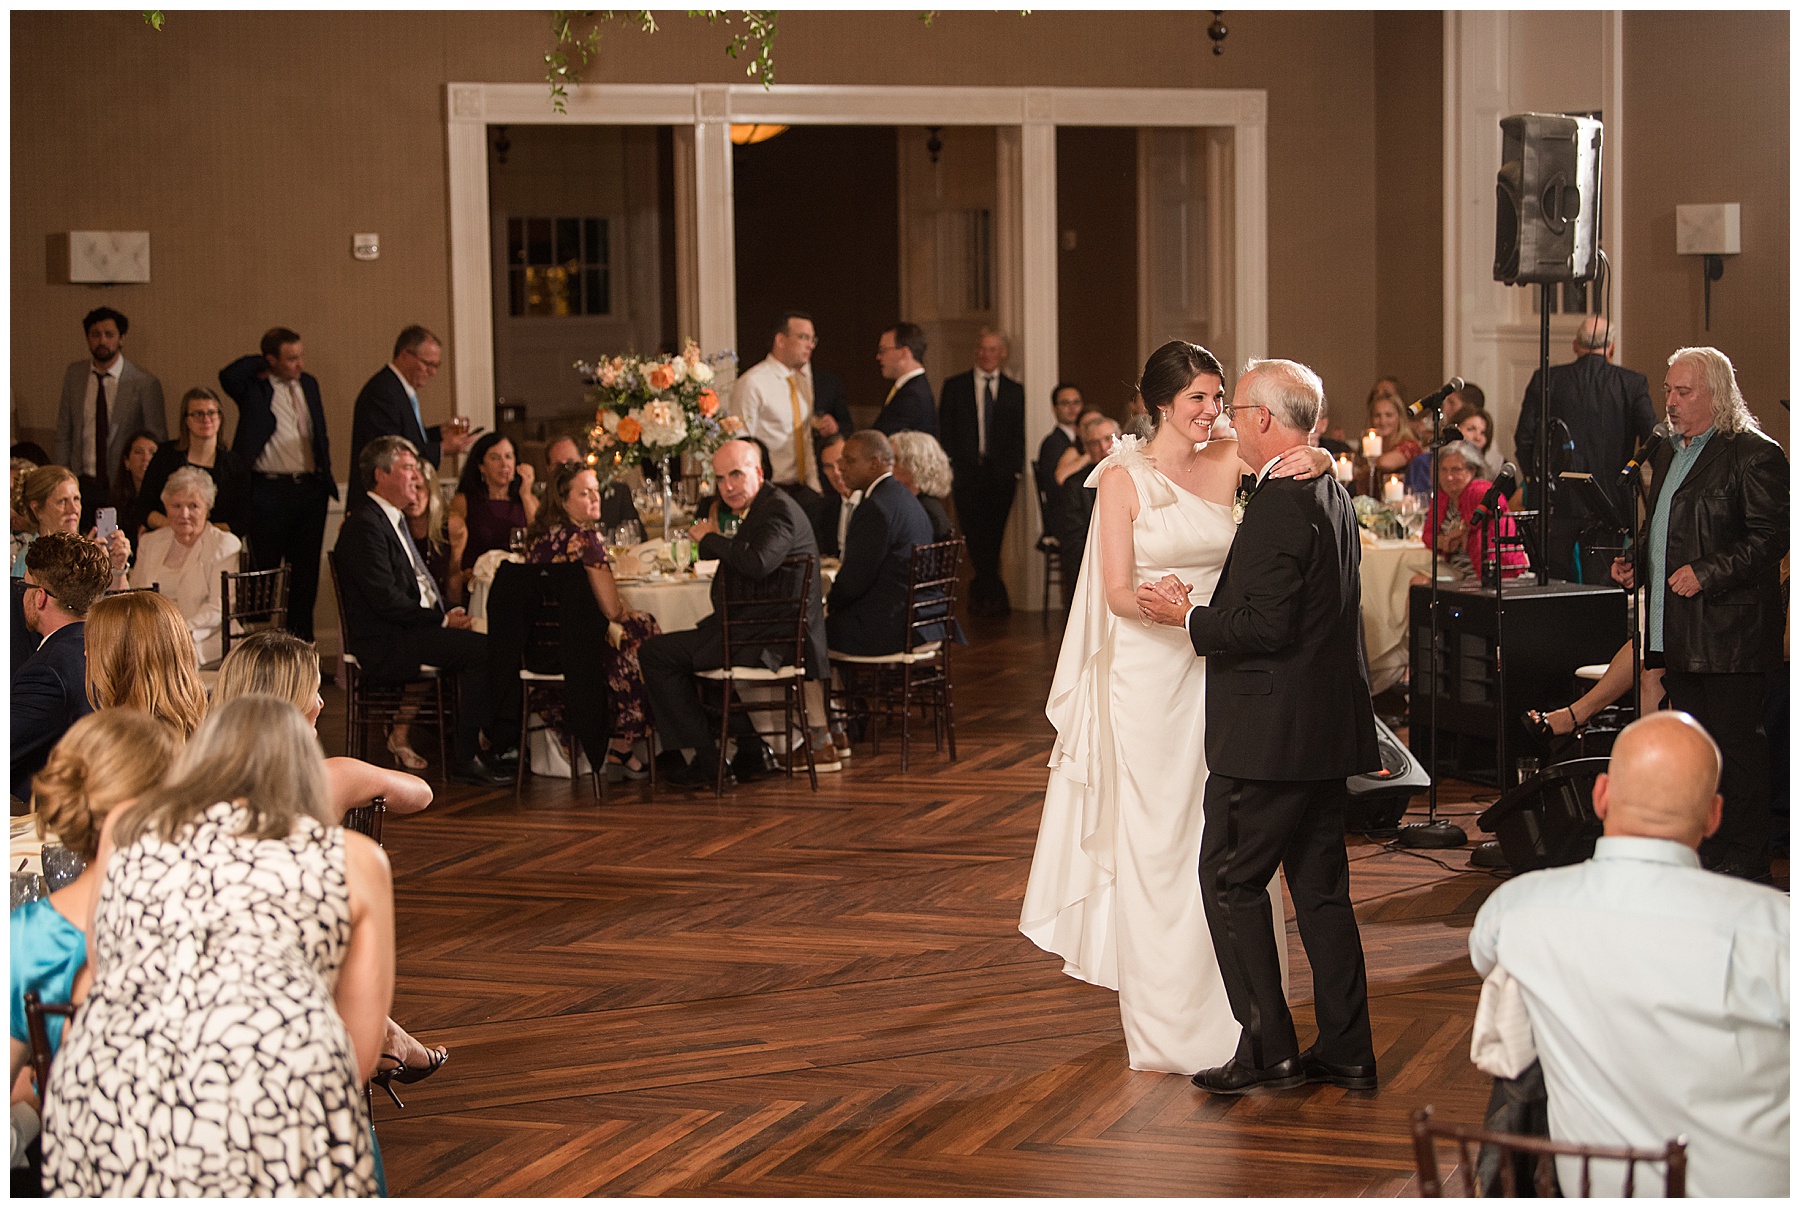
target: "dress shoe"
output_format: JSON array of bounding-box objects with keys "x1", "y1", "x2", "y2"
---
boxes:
[
  {"x1": 447, "y1": 754, "x2": 511, "y2": 786},
  {"x1": 786, "y1": 742, "x2": 842, "y2": 773},
  {"x1": 665, "y1": 755, "x2": 730, "y2": 790},
  {"x1": 1190, "y1": 1056, "x2": 1305, "y2": 1094},
  {"x1": 730, "y1": 740, "x2": 778, "y2": 783},
  {"x1": 1299, "y1": 1047, "x2": 1378, "y2": 1091},
  {"x1": 829, "y1": 730, "x2": 853, "y2": 761}
]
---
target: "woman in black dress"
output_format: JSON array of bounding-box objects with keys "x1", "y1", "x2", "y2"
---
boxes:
[
  {"x1": 135, "y1": 388, "x2": 250, "y2": 537},
  {"x1": 448, "y1": 432, "x2": 536, "y2": 602}
]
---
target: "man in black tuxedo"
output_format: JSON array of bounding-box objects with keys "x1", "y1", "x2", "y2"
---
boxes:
[
  {"x1": 220, "y1": 327, "x2": 337, "y2": 641},
  {"x1": 349, "y1": 325, "x2": 479, "y2": 494},
  {"x1": 872, "y1": 322, "x2": 938, "y2": 437},
  {"x1": 827, "y1": 431, "x2": 936, "y2": 655},
  {"x1": 1515, "y1": 316, "x2": 1657, "y2": 582},
  {"x1": 813, "y1": 432, "x2": 854, "y2": 558},
  {"x1": 11, "y1": 533, "x2": 112, "y2": 802},
  {"x1": 332, "y1": 436, "x2": 510, "y2": 785},
  {"x1": 640, "y1": 439, "x2": 830, "y2": 788},
  {"x1": 939, "y1": 329, "x2": 1026, "y2": 616},
  {"x1": 1139, "y1": 358, "x2": 1381, "y2": 1095}
]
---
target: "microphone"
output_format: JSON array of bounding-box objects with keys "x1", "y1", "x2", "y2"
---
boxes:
[
  {"x1": 1471, "y1": 463, "x2": 1518, "y2": 525},
  {"x1": 1407, "y1": 377, "x2": 1465, "y2": 418},
  {"x1": 1617, "y1": 422, "x2": 1671, "y2": 486}
]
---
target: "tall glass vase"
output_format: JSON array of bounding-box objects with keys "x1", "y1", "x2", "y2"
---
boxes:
[{"x1": 659, "y1": 455, "x2": 675, "y2": 540}]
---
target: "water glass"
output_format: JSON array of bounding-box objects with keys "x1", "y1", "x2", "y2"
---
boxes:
[
  {"x1": 719, "y1": 510, "x2": 741, "y2": 539},
  {"x1": 672, "y1": 531, "x2": 694, "y2": 572},
  {"x1": 508, "y1": 527, "x2": 529, "y2": 555}
]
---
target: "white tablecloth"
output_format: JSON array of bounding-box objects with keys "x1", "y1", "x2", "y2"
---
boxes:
[
  {"x1": 617, "y1": 574, "x2": 715, "y2": 632},
  {"x1": 1359, "y1": 537, "x2": 1436, "y2": 695}
]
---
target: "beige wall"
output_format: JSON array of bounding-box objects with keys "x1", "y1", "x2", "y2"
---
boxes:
[
  {"x1": 1372, "y1": 11, "x2": 1445, "y2": 407},
  {"x1": 1622, "y1": 11, "x2": 1789, "y2": 447},
  {"x1": 12, "y1": 9, "x2": 1402, "y2": 471}
]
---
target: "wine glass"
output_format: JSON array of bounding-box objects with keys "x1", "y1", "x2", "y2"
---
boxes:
[
  {"x1": 508, "y1": 527, "x2": 528, "y2": 555},
  {"x1": 718, "y1": 510, "x2": 741, "y2": 539},
  {"x1": 671, "y1": 529, "x2": 694, "y2": 574}
]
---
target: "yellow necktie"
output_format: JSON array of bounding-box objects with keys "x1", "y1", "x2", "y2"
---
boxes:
[
  {"x1": 884, "y1": 381, "x2": 899, "y2": 404},
  {"x1": 787, "y1": 373, "x2": 810, "y2": 486}
]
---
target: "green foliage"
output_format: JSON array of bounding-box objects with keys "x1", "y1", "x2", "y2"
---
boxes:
[
  {"x1": 141, "y1": 10, "x2": 165, "y2": 32},
  {"x1": 548, "y1": 10, "x2": 781, "y2": 108}
]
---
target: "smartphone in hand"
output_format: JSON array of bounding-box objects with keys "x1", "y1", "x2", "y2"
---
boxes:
[{"x1": 95, "y1": 507, "x2": 118, "y2": 543}]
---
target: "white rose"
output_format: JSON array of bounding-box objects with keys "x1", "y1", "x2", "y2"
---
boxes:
[
  {"x1": 689, "y1": 360, "x2": 714, "y2": 384},
  {"x1": 601, "y1": 410, "x2": 620, "y2": 434},
  {"x1": 665, "y1": 357, "x2": 688, "y2": 384}
]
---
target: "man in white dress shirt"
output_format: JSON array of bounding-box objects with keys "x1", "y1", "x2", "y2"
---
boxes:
[
  {"x1": 53, "y1": 305, "x2": 167, "y2": 528},
  {"x1": 730, "y1": 311, "x2": 825, "y2": 520},
  {"x1": 1469, "y1": 711, "x2": 1788, "y2": 1197}
]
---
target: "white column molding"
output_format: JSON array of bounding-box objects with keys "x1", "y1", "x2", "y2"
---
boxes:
[
  {"x1": 444, "y1": 94, "x2": 495, "y2": 434},
  {"x1": 691, "y1": 113, "x2": 737, "y2": 364},
  {"x1": 1232, "y1": 114, "x2": 1268, "y2": 367},
  {"x1": 671, "y1": 125, "x2": 700, "y2": 347}
]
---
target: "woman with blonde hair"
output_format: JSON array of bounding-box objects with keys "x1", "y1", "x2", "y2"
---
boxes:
[
  {"x1": 11, "y1": 464, "x2": 130, "y2": 585},
  {"x1": 43, "y1": 695, "x2": 392, "y2": 1196},
  {"x1": 82, "y1": 589, "x2": 207, "y2": 739},
  {"x1": 11, "y1": 710, "x2": 179, "y2": 1083},
  {"x1": 889, "y1": 429, "x2": 957, "y2": 543}
]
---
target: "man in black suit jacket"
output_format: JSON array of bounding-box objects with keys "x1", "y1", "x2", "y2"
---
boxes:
[
  {"x1": 872, "y1": 322, "x2": 938, "y2": 437},
  {"x1": 1514, "y1": 316, "x2": 1658, "y2": 582},
  {"x1": 827, "y1": 431, "x2": 937, "y2": 656},
  {"x1": 332, "y1": 435, "x2": 510, "y2": 785},
  {"x1": 220, "y1": 327, "x2": 338, "y2": 641},
  {"x1": 1139, "y1": 359, "x2": 1380, "y2": 1095},
  {"x1": 640, "y1": 439, "x2": 829, "y2": 788},
  {"x1": 349, "y1": 325, "x2": 479, "y2": 493},
  {"x1": 11, "y1": 533, "x2": 112, "y2": 801},
  {"x1": 939, "y1": 330, "x2": 1026, "y2": 616},
  {"x1": 810, "y1": 363, "x2": 854, "y2": 465}
]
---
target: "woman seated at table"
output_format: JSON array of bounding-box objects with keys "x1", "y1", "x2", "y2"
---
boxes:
[
  {"x1": 109, "y1": 429, "x2": 161, "y2": 550},
  {"x1": 889, "y1": 430, "x2": 956, "y2": 543},
  {"x1": 10, "y1": 465, "x2": 130, "y2": 588},
  {"x1": 1421, "y1": 440, "x2": 1528, "y2": 582},
  {"x1": 525, "y1": 461, "x2": 663, "y2": 779},
  {"x1": 84, "y1": 589, "x2": 209, "y2": 740},
  {"x1": 449, "y1": 432, "x2": 536, "y2": 603},
  {"x1": 135, "y1": 388, "x2": 250, "y2": 536},
  {"x1": 1366, "y1": 388, "x2": 1422, "y2": 476},
  {"x1": 128, "y1": 466, "x2": 243, "y2": 664}
]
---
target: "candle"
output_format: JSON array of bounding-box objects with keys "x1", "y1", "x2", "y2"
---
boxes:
[
  {"x1": 1383, "y1": 474, "x2": 1404, "y2": 504},
  {"x1": 1333, "y1": 454, "x2": 1354, "y2": 483},
  {"x1": 1362, "y1": 429, "x2": 1383, "y2": 459}
]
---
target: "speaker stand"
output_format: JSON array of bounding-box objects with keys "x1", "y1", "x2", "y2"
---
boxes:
[{"x1": 1397, "y1": 818, "x2": 1469, "y2": 848}]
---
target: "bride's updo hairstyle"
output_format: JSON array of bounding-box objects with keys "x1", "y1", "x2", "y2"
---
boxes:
[{"x1": 1138, "y1": 340, "x2": 1225, "y2": 432}]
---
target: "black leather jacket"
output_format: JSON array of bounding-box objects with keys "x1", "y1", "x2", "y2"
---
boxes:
[{"x1": 1638, "y1": 425, "x2": 1788, "y2": 673}]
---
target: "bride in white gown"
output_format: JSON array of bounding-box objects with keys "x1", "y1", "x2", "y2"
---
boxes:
[{"x1": 1020, "y1": 341, "x2": 1328, "y2": 1075}]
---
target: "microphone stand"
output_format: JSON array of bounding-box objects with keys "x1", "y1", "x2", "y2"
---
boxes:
[
  {"x1": 1535, "y1": 282, "x2": 1552, "y2": 586},
  {"x1": 1399, "y1": 405, "x2": 1466, "y2": 849}
]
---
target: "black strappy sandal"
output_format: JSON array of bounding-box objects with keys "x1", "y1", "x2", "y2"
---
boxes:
[{"x1": 369, "y1": 1046, "x2": 449, "y2": 1109}]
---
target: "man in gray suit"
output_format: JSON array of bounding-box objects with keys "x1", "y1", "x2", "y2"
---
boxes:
[{"x1": 54, "y1": 306, "x2": 166, "y2": 528}]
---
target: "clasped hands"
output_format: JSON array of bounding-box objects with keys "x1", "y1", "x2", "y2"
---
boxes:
[{"x1": 1135, "y1": 574, "x2": 1194, "y2": 627}]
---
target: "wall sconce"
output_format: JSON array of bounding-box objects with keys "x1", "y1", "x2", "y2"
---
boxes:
[
  {"x1": 729, "y1": 123, "x2": 788, "y2": 146},
  {"x1": 1208, "y1": 12, "x2": 1229, "y2": 55},
  {"x1": 1676, "y1": 203, "x2": 1739, "y2": 331},
  {"x1": 925, "y1": 126, "x2": 943, "y2": 165}
]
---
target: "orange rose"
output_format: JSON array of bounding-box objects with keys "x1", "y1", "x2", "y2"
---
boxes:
[
  {"x1": 616, "y1": 416, "x2": 642, "y2": 443},
  {"x1": 698, "y1": 389, "x2": 719, "y2": 417},
  {"x1": 646, "y1": 363, "x2": 677, "y2": 391}
]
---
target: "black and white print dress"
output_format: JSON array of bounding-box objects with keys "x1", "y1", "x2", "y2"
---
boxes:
[{"x1": 42, "y1": 802, "x2": 375, "y2": 1196}]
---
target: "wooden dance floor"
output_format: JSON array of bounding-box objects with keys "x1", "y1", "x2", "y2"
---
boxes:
[{"x1": 326, "y1": 612, "x2": 1504, "y2": 1197}]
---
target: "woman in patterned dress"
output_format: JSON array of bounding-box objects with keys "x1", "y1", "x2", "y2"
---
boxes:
[
  {"x1": 42, "y1": 695, "x2": 393, "y2": 1196},
  {"x1": 525, "y1": 461, "x2": 663, "y2": 779}
]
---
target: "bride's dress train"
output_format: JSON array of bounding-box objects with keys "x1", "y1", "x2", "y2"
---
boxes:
[{"x1": 1019, "y1": 436, "x2": 1286, "y2": 1075}]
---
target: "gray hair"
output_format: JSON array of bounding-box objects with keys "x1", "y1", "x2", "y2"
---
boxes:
[
  {"x1": 1669, "y1": 346, "x2": 1761, "y2": 436},
  {"x1": 890, "y1": 430, "x2": 953, "y2": 498},
  {"x1": 1434, "y1": 440, "x2": 1483, "y2": 473},
  {"x1": 1575, "y1": 315, "x2": 1613, "y2": 352},
  {"x1": 1241, "y1": 358, "x2": 1325, "y2": 434},
  {"x1": 161, "y1": 464, "x2": 217, "y2": 510},
  {"x1": 359, "y1": 433, "x2": 420, "y2": 486}
]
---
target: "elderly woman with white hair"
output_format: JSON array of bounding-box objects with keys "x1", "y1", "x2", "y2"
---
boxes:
[
  {"x1": 127, "y1": 464, "x2": 243, "y2": 662},
  {"x1": 888, "y1": 429, "x2": 957, "y2": 543}
]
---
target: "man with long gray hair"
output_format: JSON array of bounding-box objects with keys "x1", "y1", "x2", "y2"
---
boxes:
[{"x1": 1610, "y1": 346, "x2": 1787, "y2": 881}]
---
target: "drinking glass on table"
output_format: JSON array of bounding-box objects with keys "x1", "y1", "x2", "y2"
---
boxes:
[
  {"x1": 508, "y1": 526, "x2": 528, "y2": 555},
  {"x1": 718, "y1": 510, "x2": 741, "y2": 539},
  {"x1": 671, "y1": 529, "x2": 694, "y2": 573}
]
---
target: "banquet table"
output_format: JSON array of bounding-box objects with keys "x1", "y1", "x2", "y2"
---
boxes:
[{"x1": 1359, "y1": 535, "x2": 1437, "y2": 695}]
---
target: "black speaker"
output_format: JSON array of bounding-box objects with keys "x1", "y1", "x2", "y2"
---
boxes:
[
  {"x1": 1494, "y1": 113, "x2": 1603, "y2": 285},
  {"x1": 1477, "y1": 757, "x2": 1607, "y2": 872},
  {"x1": 1346, "y1": 715, "x2": 1430, "y2": 834}
]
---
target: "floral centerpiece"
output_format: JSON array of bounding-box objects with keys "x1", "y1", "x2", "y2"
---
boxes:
[{"x1": 575, "y1": 341, "x2": 741, "y2": 480}]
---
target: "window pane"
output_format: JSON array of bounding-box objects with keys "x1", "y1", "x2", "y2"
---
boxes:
[
  {"x1": 584, "y1": 219, "x2": 602, "y2": 263},
  {"x1": 586, "y1": 268, "x2": 609, "y2": 315},
  {"x1": 555, "y1": 218, "x2": 580, "y2": 263},
  {"x1": 508, "y1": 218, "x2": 525, "y2": 265},
  {"x1": 527, "y1": 218, "x2": 552, "y2": 265},
  {"x1": 508, "y1": 268, "x2": 524, "y2": 316}
]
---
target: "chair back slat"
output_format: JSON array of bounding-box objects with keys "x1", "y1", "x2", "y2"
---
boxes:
[
  {"x1": 341, "y1": 795, "x2": 386, "y2": 846},
  {"x1": 903, "y1": 539, "x2": 963, "y2": 651},
  {"x1": 23, "y1": 989, "x2": 76, "y2": 1098},
  {"x1": 1410, "y1": 1106, "x2": 1688, "y2": 1198},
  {"x1": 718, "y1": 554, "x2": 815, "y2": 674},
  {"x1": 219, "y1": 564, "x2": 292, "y2": 658}
]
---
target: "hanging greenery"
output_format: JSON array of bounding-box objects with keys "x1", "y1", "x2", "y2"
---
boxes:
[{"x1": 546, "y1": 10, "x2": 781, "y2": 113}]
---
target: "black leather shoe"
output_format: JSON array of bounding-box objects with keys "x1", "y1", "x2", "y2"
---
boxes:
[
  {"x1": 730, "y1": 740, "x2": 778, "y2": 783},
  {"x1": 665, "y1": 756, "x2": 730, "y2": 790},
  {"x1": 447, "y1": 754, "x2": 511, "y2": 786},
  {"x1": 1300, "y1": 1047, "x2": 1378, "y2": 1090},
  {"x1": 1190, "y1": 1056, "x2": 1305, "y2": 1095}
]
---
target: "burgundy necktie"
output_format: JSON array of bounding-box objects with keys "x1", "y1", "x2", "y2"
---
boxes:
[{"x1": 93, "y1": 372, "x2": 110, "y2": 477}]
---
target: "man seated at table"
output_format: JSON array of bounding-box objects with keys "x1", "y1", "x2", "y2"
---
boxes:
[
  {"x1": 1469, "y1": 712, "x2": 1788, "y2": 1197},
  {"x1": 826, "y1": 431, "x2": 935, "y2": 656},
  {"x1": 12, "y1": 532, "x2": 112, "y2": 801},
  {"x1": 641, "y1": 439, "x2": 831, "y2": 788},
  {"x1": 333, "y1": 435, "x2": 512, "y2": 785}
]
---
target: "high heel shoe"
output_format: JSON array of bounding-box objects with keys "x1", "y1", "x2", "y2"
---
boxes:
[
  {"x1": 1522, "y1": 706, "x2": 1584, "y2": 759},
  {"x1": 369, "y1": 1046, "x2": 449, "y2": 1109},
  {"x1": 605, "y1": 745, "x2": 649, "y2": 782},
  {"x1": 386, "y1": 728, "x2": 429, "y2": 772}
]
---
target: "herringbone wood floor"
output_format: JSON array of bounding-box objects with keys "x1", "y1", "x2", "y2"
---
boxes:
[{"x1": 321, "y1": 611, "x2": 1510, "y2": 1197}]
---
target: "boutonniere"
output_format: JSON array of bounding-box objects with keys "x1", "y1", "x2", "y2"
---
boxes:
[{"x1": 1232, "y1": 487, "x2": 1252, "y2": 526}]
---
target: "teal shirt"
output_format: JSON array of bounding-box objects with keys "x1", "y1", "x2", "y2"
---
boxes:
[
  {"x1": 10, "y1": 896, "x2": 86, "y2": 1052},
  {"x1": 1646, "y1": 428, "x2": 1713, "y2": 653}
]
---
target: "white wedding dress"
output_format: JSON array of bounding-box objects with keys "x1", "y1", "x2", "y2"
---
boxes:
[{"x1": 1020, "y1": 435, "x2": 1287, "y2": 1075}]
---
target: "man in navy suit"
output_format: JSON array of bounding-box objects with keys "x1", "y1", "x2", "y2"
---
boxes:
[
  {"x1": 220, "y1": 327, "x2": 337, "y2": 641},
  {"x1": 332, "y1": 435, "x2": 511, "y2": 785},
  {"x1": 939, "y1": 329, "x2": 1026, "y2": 616},
  {"x1": 872, "y1": 322, "x2": 938, "y2": 437},
  {"x1": 827, "y1": 431, "x2": 937, "y2": 656},
  {"x1": 12, "y1": 532, "x2": 113, "y2": 801},
  {"x1": 350, "y1": 325, "x2": 479, "y2": 493}
]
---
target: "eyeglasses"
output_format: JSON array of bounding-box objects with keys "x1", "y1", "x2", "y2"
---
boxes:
[
  {"x1": 187, "y1": 409, "x2": 221, "y2": 420},
  {"x1": 1224, "y1": 403, "x2": 1266, "y2": 415}
]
